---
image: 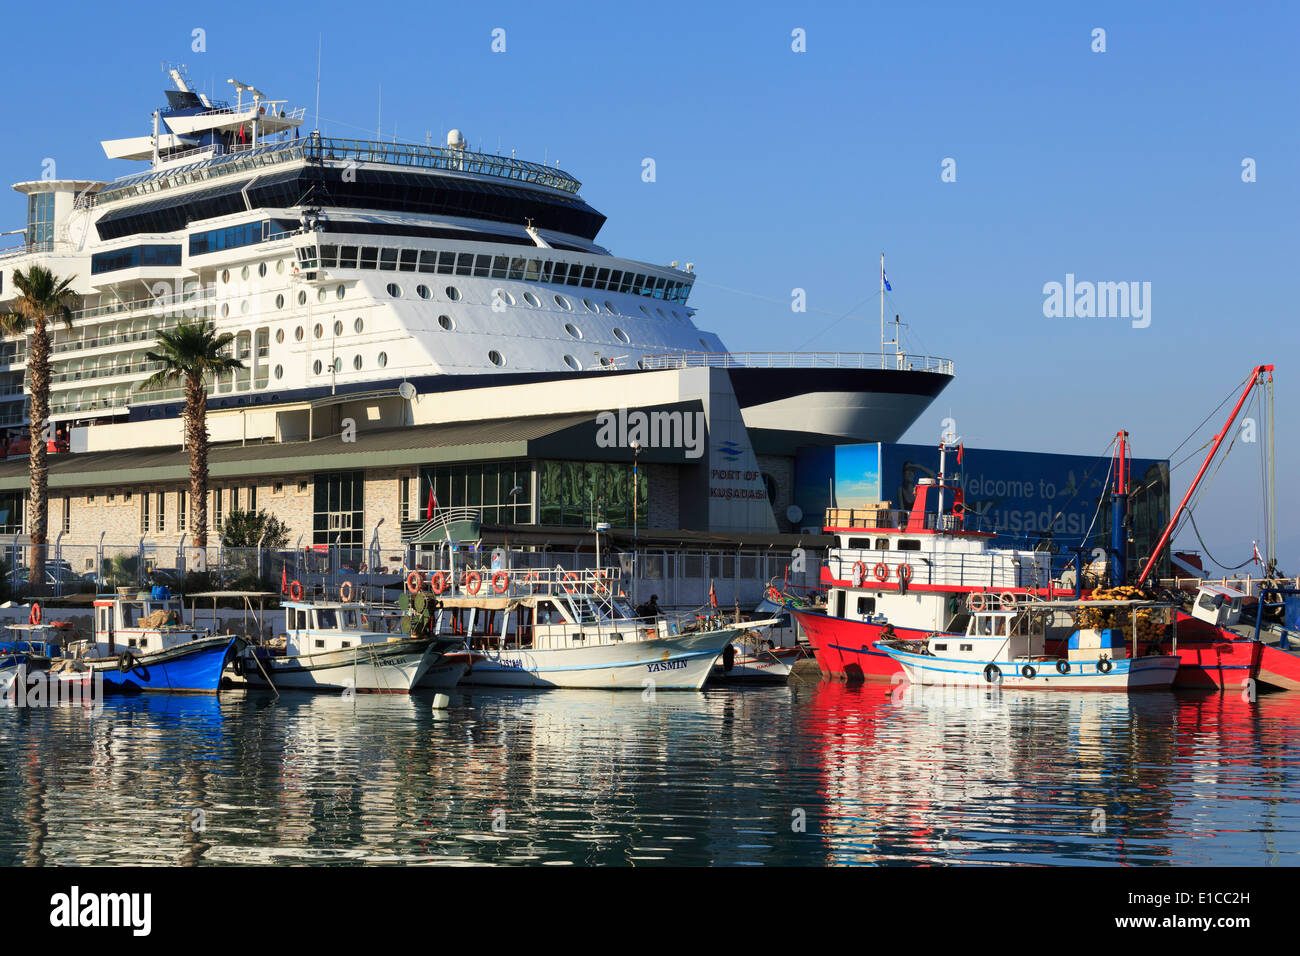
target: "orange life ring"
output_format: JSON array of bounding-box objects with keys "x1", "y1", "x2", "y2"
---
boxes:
[
  {"x1": 430, "y1": 571, "x2": 447, "y2": 595},
  {"x1": 289, "y1": 580, "x2": 304, "y2": 602},
  {"x1": 898, "y1": 563, "x2": 914, "y2": 583},
  {"x1": 405, "y1": 571, "x2": 423, "y2": 594},
  {"x1": 967, "y1": 592, "x2": 986, "y2": 613},
  {"x1": 464, "y1": 571, "x2": 482, "y2": 596},
  {"x1": 29, "y1": 603, "x2": 41, "y2": 625},
  {"x1": 873, "y1": 562, "x2": 889, "y2": 582},
  {"x1": 1000, "y1": 592, "x2": 1017, "y2": 611},
  {"x1": 339, "y1": 580, "x2": 354, "y2": 603},
  {"x1": 492, "y1": 571, "x2": 509, "y2": 594},
  {"x1": 852, "y1": 561, "x2": 868, "y2": 585},
  {"x1": 563, "y1": 571, "x2": 579, "y2": 594}
]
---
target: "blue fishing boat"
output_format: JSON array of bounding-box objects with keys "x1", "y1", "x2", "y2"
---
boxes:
[{"x1": 60, "y1": 591, "x2": 240, "y2": 694}]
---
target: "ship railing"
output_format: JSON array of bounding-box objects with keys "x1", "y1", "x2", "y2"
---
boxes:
[
  {"x1": 640, "y1": 351, "x2": 955, "y2": 375},
  {"x1": 824, "y1": 507, "x2": 996, "y2": 535},
  {"x1": 402, "y1": 563, "x2": 628, "y2": 601},
  {"x1": 826, "y1": 546, "x2": 1052, "y2": 592}
]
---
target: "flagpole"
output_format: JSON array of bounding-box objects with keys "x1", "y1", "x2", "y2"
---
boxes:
[{"x1": 880, "y1": 252, "x2": 885, "y2": 360}]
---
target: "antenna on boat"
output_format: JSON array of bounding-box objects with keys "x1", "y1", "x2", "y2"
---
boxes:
[{"x1": 314, "y1": 33, "x2": 322, "y2": 134}]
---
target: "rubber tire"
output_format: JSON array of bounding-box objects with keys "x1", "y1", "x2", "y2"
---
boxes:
[
  {"x1": 1021, "y1": 664, "x2": 1036, "y2": 679},
  {"x1": 118, "y1": 652, "x2": 133, "y2": 674},
  {"x1": 983, "y1": 663, "x2": 1002, "y2": 684},
  {"x1": 1098, "y1": 659, "x2": 1113, "y2": 674},
  {"x1": 1056, "y1": 659, "x2": 1069, "y2": 675}
]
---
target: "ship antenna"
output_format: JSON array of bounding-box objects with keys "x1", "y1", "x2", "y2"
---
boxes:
[{"x1": 314, "y1": 33, "x2": 322, "y2": 133}]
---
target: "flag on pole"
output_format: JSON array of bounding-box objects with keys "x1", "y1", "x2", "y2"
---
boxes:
[
  {"x1": 956, "y1": 443, "x2": 964, "y2": 465},
  {"x1": 709, "y1": 579, "x2": 718, "y2": 609},
  {"x1": 280, "y1": 566, "x2": 288, "y2": 595},
  {"x1": 881, "y1": 266, "x2": 891, "y2": 292},
  {"x1": 1253, "y1": 541, "x2": 1263, "y2": 565},
  {"x1": 426, "y1": 486, "x2": 437, "y2": 518}
]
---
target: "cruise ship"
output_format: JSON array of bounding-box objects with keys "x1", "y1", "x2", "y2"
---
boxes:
[{"x1": 0, "y1": 67, "x2": 953, "y2": 456}]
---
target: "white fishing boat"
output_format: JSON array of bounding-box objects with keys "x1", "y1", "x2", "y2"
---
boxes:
[
  {"x1": 878, "y1": 600, "x2": 1180, "y2": 691},
  {"x1": 405, "y1": 566, "x2": 772, "y2": 689},
  {"x1": 710, "y1": 591, "x2": 806, "y2": 682},
  {"x1": 236, "y1": 597, "x2": 463, "y2": 694}
]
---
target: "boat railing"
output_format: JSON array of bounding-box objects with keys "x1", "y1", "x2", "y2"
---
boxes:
[
  {"x1": 408, "y1": 564, "x2": 628, "y2": 602},
  {"x1": 823, "y1": 507, "x2": 997, "y2": 535},
  {"x1": 826, "y1": 547, "x2": 1052, "y2": 592},
  {"x1": 639, "y1": 351, "x2": 956, "y2": 375}
]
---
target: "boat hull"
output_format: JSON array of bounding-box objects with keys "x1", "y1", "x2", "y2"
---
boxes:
[
  {"x1": 885, "y1": 646, "x2": 1180, "y2": 690},
  {"x1": 455, "y1": 628, "x2": 739, "y2": 689},
  {"x1": 83, "y1": 636, "x2": 239, "y2": 694},
  {"x1": 792, "y1": 608, "x2": 910, "y2": 681},
  {"x1": 710, "y1": 645, "x2": 803, "y2": 682},
  {"x1": 241, "y1": 637, "x2": 445, "y2": 693}
]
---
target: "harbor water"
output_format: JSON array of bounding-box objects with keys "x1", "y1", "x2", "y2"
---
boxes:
[{"x1": 0, "y1": 683, "x2": 1296, "y2": 866}]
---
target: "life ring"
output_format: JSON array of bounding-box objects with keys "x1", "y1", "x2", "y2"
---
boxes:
[
  {"x1": 288, "y1": 580, "x2": 304, "y2": 601},
  {"x1": 464, "y1": 571, "x2": 482, "y2": 596},
  {"x1": 593, "y1": 570, "x2": 609, "y2": 594},
  {"x1": 1000, "y1": 592, "x2": 1017, "y2": 611},
  {"x1": 1021, "y1": 664, "x2": 1036, "y2": 679},
  {"x1": 118, "y1": 652, "x2": 134, "y2": 674},
  {"x1": 897, "y1": 563, "x2": 914, "y2": 583},
  {"x1": 873, "y1": 562, "x2": 889, "y2": 582},
  {"x1": 430, "y1": 571, "x2": 447, "y2": 595},
  {"x1": 1056, "y1": 659, "x2": 1070, "y2": 675},
  {"x1": 852, "y1": 561, "x2": 868, "y2": 585},
  {"x1": 983, "y1": 663, "x2": 1002, "y2": 684},
  {"x1": 339, "y1": 580, "x2": 354, "y2": 603},
  {"x1": 405, "y1": 571, "x2": 423, "y2": 594},
  {"x1": 1098, "y1": 658, "x2": 1113, "y2": 674},
  {"x1": 28, "y1": 603, "x2": 41, "y2": 625},
  {"x1": 492, "y1": 571, "x2": 509, "y2": 594},
  {"x1": 563, "y1": 571, "x2": 579, "y2": 594},
  {"x1": 967, "y1": 592, "x2": 987, "y2": 613}
]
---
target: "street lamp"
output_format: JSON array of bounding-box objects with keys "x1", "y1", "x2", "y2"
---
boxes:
[{"x1": 631, "y1": 440, "x2": 641, "y2": 604}]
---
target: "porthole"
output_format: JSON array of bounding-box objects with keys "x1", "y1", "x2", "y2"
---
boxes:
[
  {"x1": 240, "y1": 300, "x2": 249, "y2": 315},
  {"x1": 313, "y1": 323, "x2": 323, "y2": 339},
  {"x1": 613, "y1": 328, "x2": 629, "y2": 344},
  {"x1": 353, "y1": 355, "x2": 363, "y2": 370},
  {"x1": 274, "y1": 364, "x2": 283, "y2": 379},
  {"x1": 333, "y1": 357, "x2": 342, "y2": 373},
  {"x1": 564, "y1": 323, "x2": 582, "y2": 340},
  {"x1": 672, "y1": 310, "x2": 682, "y2": 321},
  {"x1": 600, "y1": 356, "x2": 613, "y2": 367},
  {"x1": 445, "y1": 286, "x2": 461, "y2": 301},
  {"x1": 276, "y1": 260, "x2": 286, "y2": 275},
  {"x1": 275, "y1": 293, "x2": 285, "y2": 309},
  {"x1": 333, "y1": 319, "x2": 343, "y2": 336},
  {"x1": 699, "y1": 338, "x2": 709, "y2": 348},
  {"x1": 317, "y1": 288, "x2": 328, "y2": 303},
  {"x1": 294, "y1": 326, "x2": 304, "y2": 341},
  {"x1": 378, "y1": 351, "x2": 388, "y2": 368},
  {"x1": 221, "y1": 303, "x2": 230, "y2": 318},
  {"x1": 604, "y1": 301, "x2": 616, "y2": 314},
  {"x1": 297, "y1": 291, "x2": 307, "y2": 306},
  {"x1": 636, "y1": 359, "x2": 646, "y2": 370},
  {"x1": 387, "y1": 282, "x2": 402, "y2": 298},
  {"x1": 258, "y1": 262, "x2": 267, "y2": 278},
  {"x1": 554, "y1": 294, "x2": 571, "y2": 311},
  {"x1": 354, "y1": 317, "x2": 363, "y2": 333},
  {"x1": 275, "y1": 329, "x2": 285, "y2": 344},
  {"x1": 488, "y1": 350, "x2": 505, "y2": 367},
  {"x1": 336, "y1": 284, "x2": 346, "y2": 300},
  {"x1": 495, "y1": 289, "x2": 515, "y2": 307},
  {"x1": 221, "y1": 269, "x2": 230, "y2": 284},
  {"x1": 313, "y1": 359, "x2": 323, "y2": 374},
  {"x1": 523, "y1": 291, "x2": 541, "y2": 308},
  {"x1": 639, "y1": 305, "x2": 649, "y2": 315},
  {"x1": 438, "y1": 314, "x2": 454, "y2": 331},
  {"x1": 582, "y1": 298, "x2": 598, "y2": 313},
  {"x1": 241, "y1": 265, "x2": 250, "y2": 281},
  {"x1": 416, "y1": 285, "x2": 431, "y2": 299},
  {"x1": 657, "y1": 307, "x2": 667, "y2": 319},
  {"x1": 563, "y1": 354, "x2": 580, "y2": 371}
]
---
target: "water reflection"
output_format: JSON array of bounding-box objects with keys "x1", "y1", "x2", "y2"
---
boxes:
[{"x1": 0, "y1": 683, "x2": 1296, "y2": 865}]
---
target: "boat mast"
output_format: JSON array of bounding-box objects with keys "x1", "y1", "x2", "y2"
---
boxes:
[
  {"x1": 1136, "y1": 364, "x2": 1274, "y2": 587},
  {"x1": 1110, "y1": 430, "x2": 1129, "y2": 587}
]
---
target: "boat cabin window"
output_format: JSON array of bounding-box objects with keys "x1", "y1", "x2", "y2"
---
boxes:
[
  {"x1": 897, "y1": 539, "x2": 922, "y2": 551},
  {"x1": 120, "y1": 602, "x2": 144, "y2": 627},
  {"x1": 536, "y1": 599, "x2": 564, "y2": 624},
  {"x1": 1197, "y1": 592, "x2": 1222, "y2": 612},
  {"x1": 287, "y1": 608, "x2": 302, "y2": 629},
  {"x1": 340, "y1": 609, "x2": 359, "y2": 629},
  {"x1": 315, "y1": 608, "x2": 339, "y2": 630},
  {"x1": 933, "y1": 643, "x2": 947, "y2": 651},
  {"x1": 847, "y1": 537, "x2": 872, "y2": 549},
  {"x1": 876, "y1": 538, "x2": 889, "y2": 550},
  {"x1": 976, "y1": 615, "x2": 1008, "y2": 636},
  {"x1": 960, "y1": 643, "x2": 973, "y2": 651},
  {"x1": 856, "y1": 597, "x2": 876, "y2": 615}
]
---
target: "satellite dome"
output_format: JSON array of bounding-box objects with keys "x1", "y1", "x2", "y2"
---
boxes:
[{"x1": 447, "y1": 129, "x2": 466, "y2": 149}]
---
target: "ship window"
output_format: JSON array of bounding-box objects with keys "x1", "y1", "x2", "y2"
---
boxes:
[
  {"x1": 898, "y1": 540, "x2": 922, "y2": 551},
  {"x1": 613, "y1": 328, "x2": 629, "y2": 344},
  {"x1": 221, "y1": 269, "x2": 230, "y2": 284},
  {"x1": 526, "y1": 259, "x2": 542, "y2": 281},
  {"x1": 416, "y1": 285, "x2": 430, "y2": 299},
  {"x1": 455, "y1": 254, "x2": 473, "y2": 276},
  {"x1": 333, "y1": 357, "x2": 342, "y2": 373},
  {"x1": 338, "y1": 246, "x2": 359, "y2": 268},
  {"x1": 437, "y1": 252, "x2": 456, "y2": 274},
  {"x1": 294, "y1": 326, "x2": 304, "y2": 341},
  {"x1": 317, "y1": 288, "x2": 328, "y2": 303},
  {"x1": 354, "y1": 317, "x2": 364, "y2": 333},
  {"x1": 399, "y1": 249, "x2": 418, "y2": 272},
  {"x1": 438, "y1": 315, "x2": 454, "y2": 331},
  {"x1": 876, "y1": 538, "x2": 889, "y2": 549},
  {"x1": 258, "y1": 262, "x2": 268, "y2": 278},
  {"x1": 933, "y1": 643, "x2": 948, "y2": 652},
  {"x1": 277, "y1": 260, "x2": 286, "y2": 274},
  {"x1": 336, "y1": 284, "x2": 346, "y2": 300},
  {"x1": 387, "y1": 282, "x2": 402, "y2": 298},
  {"x1": 554, "y1": 294, "x2": 571, "y2": 311},
  {"x1": 639, "y1": 305, "x2": 649, "y2": 315},
  {"x1": 488, "y1": 350, "x2": 505, "y2": 367},
  {"x1": 240, "y1": 300, "x2": 250, "y2": 315},
  {"x1": 508, "y1": 257, "x2": 526, "y2": 280},
  {"x1": 221, "y1": 303, "x2": 230, "y2": 318},
  {"x1": 491, "y1": 256, "x2": 508, "y2": 278},
  {"x1": 604, "y1": 301, "x2": 616, "y2": 314},
  {"x1": 961, "y1": 644, "x2": 973, "y2": 652},
  {"x1": 353, "y1": 355, "x2": 362, "y2": 370},
  {"x1": 495, "y1": 289, "x2": 515, "y2": 307},
  {"x1": 856, "y1": 597, "x2": 875, "y2": 614},
  {"x1": 275, "y1": 294, "x2": 285, "y2": 310},
  {"x1": 474, "y1": 255, "x2": 492, "y2": 277},
  {"x1": 582, "y1": 298, "x2": 597, "y2": 313},
  {"x1": 378, "y1": 352, "x2": 388, "y2": 367},
  {"x1": 445, "y1": 286, "x2": 461, "y2": 301},
  {"x1": 333, "y1": 320, "x2": 344, "y2": 336},
  {"x1": 313, "y1": 360, "x2": 323, "y2": 374},
  {"x1": 298, "y1": 291, "x2": 307, "y2": 306},
  {"x1": 523, "y1": 291, "x2": 540, "y2": 308},
  {"x1": 563, "y1": 354, "x2": 580, "y2": 370},
  {"x1": 379, "y1": 248, "x2": 398, "y2": 271},
  {"x1": 596, "y1": 267, "x2": 610, "y2": 285},
  {"x1": 581, "y1": 266, "x2": 597, "y2": 288},
  {"x1": 313, "y1": 323, "x2": 323, "y2": 339},
  {"x1": 564, "y1": 323, "x2": 582, "y2": 340},
  {"x1": 274, "y1": 365, "x2": 283, "y2": 379},
  {"x1": 318, "y1": 246, "x2": 337, "y2": 267},
  {"x1": 359, "y1": 246, "x2": 379, "y2": 269},
  {"x1": 418, "y1": 251, "x2": 437, "y2": 273}
]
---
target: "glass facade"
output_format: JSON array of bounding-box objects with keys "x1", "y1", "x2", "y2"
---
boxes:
[
  {"x1": 539, "y1": 460, "x2": 647, "y2": 528},
  {"x1": 419, "y1": 461, "x2": 532, "y2": 525},
  {"x1": 189, "y1": 220, "x2": 269, "y2": 256},
  {"x1": 314, "y1": 471, "x2": 364, "y2": 548},
  {"x1": 90, "y1": 244, "x2": 182, "y2": 275},
  {"x1": 26, "y1": 193, "x2": 53, "y2": 250},
  {"x1": 0, "y1": 491, "x2": 21, "y2": 534}
]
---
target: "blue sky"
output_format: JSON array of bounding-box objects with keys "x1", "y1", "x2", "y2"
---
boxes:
[{"x1": 1, "y1": 0, "x2": 1294, "y2": 569}]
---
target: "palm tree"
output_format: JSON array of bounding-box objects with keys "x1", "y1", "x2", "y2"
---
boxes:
[
  {"x1": 0, "y1": 266, "x2": 77, "y2": 587},
  {"x1": 140, "y1": 321, "x2": 244, "y2": 547}
]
